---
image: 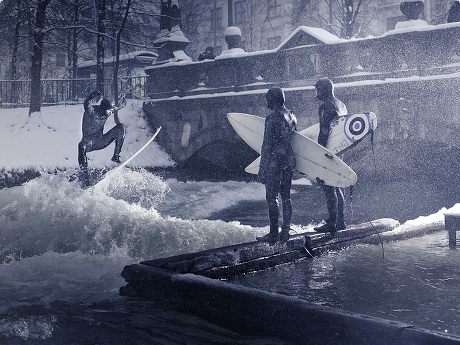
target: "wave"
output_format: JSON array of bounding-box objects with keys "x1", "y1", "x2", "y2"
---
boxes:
[{"x1": 0, "y1": 169, "x2": 263, "y2": 264}]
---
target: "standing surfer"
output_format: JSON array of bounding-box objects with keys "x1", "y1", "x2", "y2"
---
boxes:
[
  {"x1": 78, "y1": 90, "x2": 126, "y2": 176},
  {"x1": 314, "y1": 79, "x2": 348, "y2": 234},
  {"x1": 257, "y1": 87, "x2": 297, "y2": 244}
]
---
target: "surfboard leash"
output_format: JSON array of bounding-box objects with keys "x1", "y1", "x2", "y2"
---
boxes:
[
  {"x1": 366, "y1": 129, "x2": 385, "y2": 258},
  {"x1": 291, "y1": 228, "x2": 317, "y2": 261},
  {"x1": 334, "y1": 129, "x2": 384, "y2": 260}
]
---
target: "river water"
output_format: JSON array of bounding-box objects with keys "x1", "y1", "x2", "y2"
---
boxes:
[{"x1": 0, "y1": 167, "x2": 458, "y2": 344}]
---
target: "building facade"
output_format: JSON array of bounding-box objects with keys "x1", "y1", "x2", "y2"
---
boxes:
[{"x1": 184, "y1": 0, "x2": 457, "y2": 60}]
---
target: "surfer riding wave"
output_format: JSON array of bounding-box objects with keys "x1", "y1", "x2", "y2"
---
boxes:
[{"x1": 78, "y1": 90, "x2": 126, "y2": 171}]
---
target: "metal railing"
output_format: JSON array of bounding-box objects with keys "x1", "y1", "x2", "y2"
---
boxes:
[{"x1": 0, "y1": 76, "x2": 147, "y2": 108}]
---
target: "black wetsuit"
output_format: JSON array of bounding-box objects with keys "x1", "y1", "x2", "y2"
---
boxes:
[
  {"x1": 316, "y1": 80, "x2": 348, "y2": 230},
  {"x1": 78, "y1": 91, "x2": 125, "y2": 169},
  {"x1": 259, "y1": 105, "x2": 297, "y2": 235}
]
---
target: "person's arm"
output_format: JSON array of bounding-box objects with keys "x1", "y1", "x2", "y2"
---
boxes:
[
  {"x1": 317, "y1": 103, "x2": 336, "y2": 147},
  {"x1": 259, "y1": 115, "x2": 275, "y2": 184}
]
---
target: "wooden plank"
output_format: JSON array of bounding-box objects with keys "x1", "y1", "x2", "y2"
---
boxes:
[
  {"x1": 139, "y1": 219, "x2": 399, "y2": 278},
  {"x1": 141, "y1": 233, "x2": 307, "y2": 274},
  {"x1": 305, "y1": 218, "x2": 398, "y2": 249}
]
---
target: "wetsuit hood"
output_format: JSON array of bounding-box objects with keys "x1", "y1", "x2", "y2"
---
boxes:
[
  {"x1": 265, "y1": 87, "x2": 285, "y2": 109},
  {"x1": 315, "y1": 79, "x2": 334, "y2": 101},
  {"x1": 100, "y1": 98, "x2": 113, "y2": 110}
]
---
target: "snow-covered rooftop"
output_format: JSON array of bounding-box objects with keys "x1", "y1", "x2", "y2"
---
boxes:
[{"x1": 277, "y1": 26, "x2": 346, "y2": 50}]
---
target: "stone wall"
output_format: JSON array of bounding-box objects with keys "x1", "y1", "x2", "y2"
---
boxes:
[{"x1": 143, "y1": 24, "x2": 460, "y2": 178}]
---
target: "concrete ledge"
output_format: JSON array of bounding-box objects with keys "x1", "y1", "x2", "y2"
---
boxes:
[
  {"x1": 445, "y1": 212, "x2": 460, "y2": 249},
  {"x1": 362, "y1": 220, "x2": 445, "y2": 245},
  {"x1": 120, "y1": 263, "x2": 460, "y2": 345},
  {"x1": 141, "y1": 218, "x2": 400, "y2": 279},
  {"x1": 307, "y1": 218, "x2": 399, "y2": 251},
  {"x1": 120, "y1": 218, "x2": 460, "y2": 343}
]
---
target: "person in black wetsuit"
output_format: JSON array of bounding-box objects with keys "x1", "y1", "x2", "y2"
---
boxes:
[
  {"x1": 257, "y1": 87, "x2": 297, "y2": 244},
  {"x1": 78, "y1": 90, "x2": 126, "y2": 170},
  {"x1": 313, "y1": 79, "x2": 347, "y2": 234}
]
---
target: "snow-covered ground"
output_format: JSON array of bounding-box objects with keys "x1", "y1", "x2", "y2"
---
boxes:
[{"x1": 0, "y1": 100, "x2": 174, "y2": 173}]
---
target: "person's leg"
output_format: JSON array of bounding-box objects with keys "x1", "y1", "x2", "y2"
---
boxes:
[
  {"x1": 87, "y1": 124, "x2": 126, "y2": 163},
  {"x1": 279, "y1": 168, "x2": 293, "y2": 242},
  {"x1": 280, "y1": 169, "x2": 293, "y2": 227},
  {"x1": 336, "y1": 187, "x2": 346, "y2": 230},
  {"x1": 266, "y1": 177, "x2": 280, "y2": 236},
  {"x1": 257, "y1": 171, "x2": 281, "y2": 243},
  {"x1": 324, "y1": 185, "x2": 337, "y2": 224},
  {"x1": 110, "y1": 123, "x2": 126, "y2": 162},
  {"x1": 314, "y1": 185, "x2": 337, "y2": 233},
  {"x1": 78, "y1": 140, "x2": 89, "y2": 169},
  {"x1": 78, "y1": 139, "x2": 95, "y2": 186}
]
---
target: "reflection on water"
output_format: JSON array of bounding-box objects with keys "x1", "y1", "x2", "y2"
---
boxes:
[{"x1": 230, "y1": 232, "x2": 460, "y2": 336}]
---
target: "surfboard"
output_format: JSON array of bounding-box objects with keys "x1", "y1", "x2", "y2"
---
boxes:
[
  {"x1": 88, "y1": 126, "x2": 161, "y2": 190},
  {"x1": 243, "y1": 112, "x2": 377, "y2": 175},
  {"x1": 113, "y1": 126, "x2": 162, "y2": 171},
  {"x1": 227, "y1": 113, "x2": 357, "y2": 188},
  {"x1": 300, "y1": 112, "x2": 377, "y2": 155}
]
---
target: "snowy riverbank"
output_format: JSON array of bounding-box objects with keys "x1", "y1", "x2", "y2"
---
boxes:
[{"x1": 0, "y1": 101, "x2": 174, "y2": 175}]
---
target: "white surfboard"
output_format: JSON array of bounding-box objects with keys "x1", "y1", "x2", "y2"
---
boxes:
[
  {"x1": 300, "y1": 112, "x2": 377, "y2": 155},
  {"x1": 89, "y1": 126, "x2": 161, "y2": 190},
  {"x1": 227, "y1": 113, "x2": 357, "y2": 188},
  {"x1": 114, "y1": 126, "x2": 162, "y2": 171},
  {"x1": 244, "y1": 112, "x2": 377, "y2": 175}
]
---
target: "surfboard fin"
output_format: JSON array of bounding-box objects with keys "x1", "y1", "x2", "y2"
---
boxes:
[
  {"x1": 244, "y1": 156, "x2": 261, "y2": 175},
  {"x1": 316, "y1": 177, "x2": 325, "y2": 185}
]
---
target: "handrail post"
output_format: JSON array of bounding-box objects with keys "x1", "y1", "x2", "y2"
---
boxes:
[{"x1": 444, "y1": 212, "x2": 459, "y2": 249}]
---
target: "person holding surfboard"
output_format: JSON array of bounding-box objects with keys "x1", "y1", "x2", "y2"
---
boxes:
[
  {"x1": 314, "y1": 79, "x2": 348, "y2": 234},
  {"x1": 78, "y1": 90, "x2": 126, "y2": 172},
  {"x1": 257, "y1": 87, "x2": 297, "y2": 244}
]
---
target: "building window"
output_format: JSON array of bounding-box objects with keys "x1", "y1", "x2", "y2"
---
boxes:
[
  {"x1": 268, "y1": 0, "x2": 282, "y2": 18},
  {"x1": 234, "y1": 1, "x2": 245, "y2": 25},
  {"x1": 211, "y1": 7, "x2": 223, "y2": 30},
  {"x1": 56, "y1": 54, "x2": 66, "y2": 67}
]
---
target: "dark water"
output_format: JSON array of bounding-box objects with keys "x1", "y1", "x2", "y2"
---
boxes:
[
  {"x1": 0, "y1": 168, "x2": 294, "y2": 344},
  {"x1": 0, "y1": 164, "x2": 458, "y2": 344},
  {"x1": 230, "y1": 232, "x2": 460, "y2": 337},
  {"x1": 208, "y1": 173, "x2": 458, "y2": 228},
  {"x1": 0, "y1": 298, "x2": 289, "y2": 345}
]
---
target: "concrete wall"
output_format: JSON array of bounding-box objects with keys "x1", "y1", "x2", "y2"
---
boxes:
[{"x1": 121, "y1": 262, "x2": 460, "y2": 345}]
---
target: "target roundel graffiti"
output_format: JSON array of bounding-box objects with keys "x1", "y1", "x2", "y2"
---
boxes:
[{"x1": 344, "y1": 114, "x2": 371, "y2": 142}]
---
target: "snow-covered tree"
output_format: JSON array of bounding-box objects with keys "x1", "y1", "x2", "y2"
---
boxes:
[{"x1": 290, "y1": 0, "x2": 386, "y2": 38}]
